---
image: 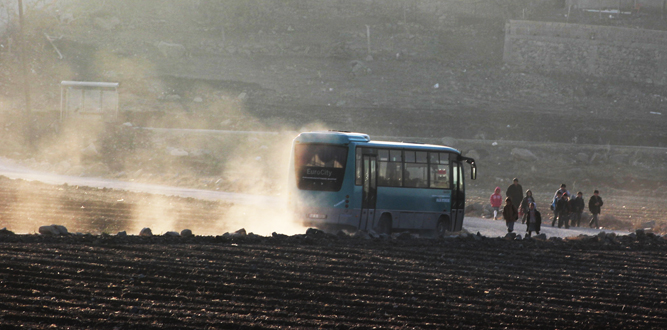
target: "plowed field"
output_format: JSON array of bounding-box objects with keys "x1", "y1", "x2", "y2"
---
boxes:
[
  {"x1": 1, "y1": 177, "x2": 667, "y2": 329},
  {"x1": 1, "y1": 232, "x2": 667, "y2": 329}
]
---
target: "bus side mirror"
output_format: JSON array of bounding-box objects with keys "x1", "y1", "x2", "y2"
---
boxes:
[{"x1": 461, "y1": 156, "x2": 477, "y2": 180}]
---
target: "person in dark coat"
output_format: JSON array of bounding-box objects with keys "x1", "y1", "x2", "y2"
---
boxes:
[
  {"x1": 518, "y1": 189, "x2": 535, "y2": 224},
  {"x1": 505, "y1": 178, "x2": 524, "y2": 208},
  {"x1": 551, "y1": 184, "x2": 570, "y2": 222},
  {"x1": 525, "y1": 202, "x2": 541, "y2": 237},
  {"x1": 556, "y1": 192, "x2": 571, "y2": 229},
  {"x1": 589, "y1": 190, "x2": 604, "y2": 229},
  {"x1": 551, "y1": 190, "x2": 563, "y2": 227},
  {"x1": 502, "y1": 197, "x2": 519, "y2": 233},
  {"x1": 569, "y1": 191, "x2": 585, "y2": 227}
]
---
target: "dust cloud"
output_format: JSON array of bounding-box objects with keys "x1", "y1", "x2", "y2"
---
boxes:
[
  {"x1": 120, "y1": 125, "x2": 313, "y2": 236},
  {"x1": 0, "y1": 0, "x2": 335, "y2": 235},
  {"x1": 0, "y1": 84, "x2": 326, "y2": 236}
]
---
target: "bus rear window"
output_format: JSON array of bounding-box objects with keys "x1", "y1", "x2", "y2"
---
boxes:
[{"x1": 294, "y1": 144, "x2": 348, "y2": 191}]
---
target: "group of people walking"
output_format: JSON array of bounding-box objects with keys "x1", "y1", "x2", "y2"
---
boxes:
[{"x1": 489, "y1": 178, "x2": 604, "y2": 237}]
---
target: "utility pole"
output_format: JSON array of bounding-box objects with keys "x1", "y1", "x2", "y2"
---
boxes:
[
  {"x1": 18, "y1": 0, "x2": 32, "y2": 118},
  {"x1": 18, "y1": 0, "x2": 33, "y2": 145}
]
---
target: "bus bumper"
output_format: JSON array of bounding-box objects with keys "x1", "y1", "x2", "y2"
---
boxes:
[{"x1": 297, "y1": 207, "x2": 356, "y2": 229}]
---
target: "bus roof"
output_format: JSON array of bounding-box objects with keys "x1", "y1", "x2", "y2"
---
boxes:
[
  {"x1": 295, "y1": 131, "x2": 370, "y2": 144},
  {"x1": 295, "y1": 131, "x2": 460, "y2": 154}
]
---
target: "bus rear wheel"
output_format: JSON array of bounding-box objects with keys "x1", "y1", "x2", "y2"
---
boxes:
[
  {"x1": 435, "y1": 217, "x2": 451, "y2": 237},
  {"x1": 376, "y1": 215, "x2": 392, "y2": 235}
]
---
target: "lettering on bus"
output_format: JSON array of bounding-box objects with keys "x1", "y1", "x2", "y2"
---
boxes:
[
  {"x1": 295, "y1": 144, "x2": 348, "y2": 191},
  {"x1": 305, "y1": 168, "x2": 333, "y2": 178},
  {"x1": 432, "y1": 194, "x2": 451, "y2": 203}
]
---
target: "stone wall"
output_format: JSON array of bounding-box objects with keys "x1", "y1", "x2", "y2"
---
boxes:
[
  {"x1": 412, "y1": 0, "x2": 502, "y2": 18},
  {"x1": 503, "y1": 20, "x2": 667, "y2": 84},
  {"x1": 293, "y1": 0, "x2": 503, "y2": 19},
  {"x1": 567, "y1": 0, "x2": 666, "y2": 10}
]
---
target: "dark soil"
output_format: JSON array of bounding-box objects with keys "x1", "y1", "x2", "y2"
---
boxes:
[{"x1": 1, "y1": 230, "x2": 667, "y2": 329}]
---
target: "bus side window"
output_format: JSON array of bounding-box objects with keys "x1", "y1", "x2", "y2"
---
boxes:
[
  {"x1": 389, "y1": 162, "x2": 402, "y2": 186},
  {"x1": 416, "y1": 151, "x2": 427, "y2": 163},
  {"x1": 430, "y1": 152, "x2": 450, "y2": 189},
  {"x1": 390, "y1": 150, "x2": 402, "y2": 162},
  {"x1": 378, "y1": 149, "x2": 402, "y2": 187},
  {"x1": 404, "y1": 151, "x2": 428, "y2": 187},
  {"x1": 430, "y1": 164, "x2": 449, "y2": 188},
  {"x1": 378, "y1": 161, "x2": 389, "y2": 186}
]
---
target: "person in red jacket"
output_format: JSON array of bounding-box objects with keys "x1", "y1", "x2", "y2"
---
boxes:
[{"x1": 490, "y1": 187, "x2": 503, "y2": 220}]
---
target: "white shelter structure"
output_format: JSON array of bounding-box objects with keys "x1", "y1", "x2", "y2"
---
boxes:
[{"x1": 60, "y1": 81, "x2": 119, "y2": 121}]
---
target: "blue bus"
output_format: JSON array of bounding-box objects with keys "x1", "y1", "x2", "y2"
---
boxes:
[{"x1": 289, "y1": 131, "x2": 477, "y2": 235}]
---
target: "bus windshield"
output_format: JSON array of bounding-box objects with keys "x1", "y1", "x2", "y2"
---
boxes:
[{"x1": 294, "y1": 144, "x2": 348, "y2": 191}]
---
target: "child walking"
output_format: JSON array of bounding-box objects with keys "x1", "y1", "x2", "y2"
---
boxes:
[
  {"x1": 490, "y1": 187, "x2": 503, "y2": 220},
  {"x1": 519, "y1": 189, "x2": 535, "y2": 224},
  {"x1": 525, "y1": 202, "x2": 542, "y2": 237}
]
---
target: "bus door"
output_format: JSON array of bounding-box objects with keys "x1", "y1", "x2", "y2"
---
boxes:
[
  {"x1": 451, "y1": 160, "x2": 465, "y2": 231},
  {"x1": 359, "y1": 153, "x2": 377, "y2": 231}
]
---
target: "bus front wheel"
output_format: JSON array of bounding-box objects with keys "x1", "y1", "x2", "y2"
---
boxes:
[{"x1": 376, "y1": 214, "x2": 392, "y2": 235}]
